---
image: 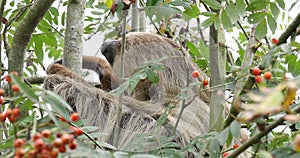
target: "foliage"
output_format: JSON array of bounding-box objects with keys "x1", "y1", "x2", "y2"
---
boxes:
[{"x1": 0, "y1": 0, "x2": 300, "y2": 157}]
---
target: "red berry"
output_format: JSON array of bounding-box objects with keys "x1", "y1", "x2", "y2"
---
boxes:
[
  {"x1": 41, "y1": 149, "x2": 51, "y2": 158},
  {"x1": 12, "y1": 108, "x2": 20, "y2": 117},
  {"x1": 50, "y1": 150, "x2": 58, "y2": 158},
  {"x1": 75, "y1": 128, "x2": 84, "y2": 136},
  {"x1": 59, "y1": 116, "x2": 67, "y2": 122},
  {"x1": 70, "y1": 112, "x2": 79, "y2": 122},
  {"x1": 5, "y1": 109, "x2": 12, "y2": 117},
  {"x1": 41, "y1": 129, "x2": 51, "y2": 138},
  {"x1": 27, "y1": 150, "x2": 36, "y2": 158},
  {"x1": 14, "y1": 138, "x2": 25, "y2": 148},
  {"x1": 61, "y1": 134, "x2": 72, "y2": 145},
  {"x1": 263, "y1": 71, "x2": 272, "y2": 80},
  {"x1": 32, "y1": 133, "x2": 42, "y2": 141},
  {"x1": 233, "y1": 143, "x2": 239, "y2": 149},
  {"x1": 0, "y1": 89, "x2": 5, "y2": 96},
  {"x1": 251, "y1": 67, "x2": 261, "y2": 76},
  {"x1": 0, "y1": 113, "x2": 6, "y2": 122},
  {"x1": 202, "y1": 79, "x2": 209, "y2": 86},
  {"x1": 15, "y1": 148, "x2": 25, "y2": 157},
  {"x1": 8, "y1": 115, "x2": 16, "y2": 123},
  {"x1": 223, "y1": 151, "x2": 229, "y2": 157},
  {"x1": 4, "y1": 74, "x2": 11, "y2": 83},
  {"x1": 68, "y1": 141, "x2": 77, "y2": 150},
  {"x1": 272, "y1": 38, "x2": 278, "y2": 45},
  {"x1": 58, "y1": 145, "x2": 66, "y2": 153},
  {"x1": 255, "y1": 75, "x2": 263, "y2": 83},
  {"x1": 0, "y1": 97, "x2": 3, "y2": 104},
  {"x1": 192, "y1": 70, "x2": 200, "y2": 78},
  {"x1": 12, "y1": 85, "x2": 20, "y2": 92},
  {"x1": 53, "y1": 138, "x2": 63, "y2": 147},
  {"x1": 34, "y1": 139, "x2": 45, "y2": 151}
]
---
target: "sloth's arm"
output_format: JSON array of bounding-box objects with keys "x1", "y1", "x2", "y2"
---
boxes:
[{"x1": 47, "y1": 55, "x2": 120, "y2": 91}]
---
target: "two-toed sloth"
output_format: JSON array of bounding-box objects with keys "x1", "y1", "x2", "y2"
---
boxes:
[{"x1": 44, "y1": 32, "x2": 210, "y2": 154}]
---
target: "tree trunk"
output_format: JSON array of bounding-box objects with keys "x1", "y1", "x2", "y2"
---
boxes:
[{"x1": 63, "y1": 0, "x2": 85, "y2": 75}]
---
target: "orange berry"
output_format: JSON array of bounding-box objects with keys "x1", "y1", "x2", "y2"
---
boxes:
[
  {"x1": 41, "y1": 129, "x2": 51, "y2": 138},
  {"x1": 0, "y1": 89, "x2": 5, "y2": 96},
  {"x1": 251, "y1": 67, "x2": 261, "y2": 76},
  {"x1": 272, "y1": 38, "x2": 278, "y2": 45},
  {"x1": 15, "y1": 148, "x2": 25, "y2": 157},
  {"x1": 4, "y1": 74, "x2": 11, "y2": 83},
  {"x1": 68, "y1": 141, "x2": 77, "y2": 150},
  {"x1": 255, "y1": 75, "x2": 263, "y2": 83},
  {"x1": 233, "y1": 143, "x2": 239, "y2": 149},
  {"x1": 5, "y1": 109, "x2": 12, "y2": 117},
  {"x1": 50, "y1": 150, "x2": 58, "y2": 158},
  {"x1": 0, "y1": 113, "x2": 6, "y2": 122},
  {"x1": 59, "y1": 116, "x2": 67, "y2": 122},
  {"x1": 53, "y1": 138, "x2": 63, "y2": 147},
  {"x1": 61, "y1": 134, "x2": 72, "y2": 145},
  {"x1": 41, "y1": 149, "x2": 51, "y2": 158},
  {"x1": 8, "y1": 115, "x2": 16, "y2": 123},
  {"x1": 202, "y1": 79, "x2": 208, "y2": 86},
  {"x1": 70, "y1": 112, "x2": 79, "y2": 122},
  {"x1": 34, "y1": 139, "x2": 45, "y2": 151},
  {"x1": 12, "y1": 108, "x2": 20, "y2": 117},
  {"x1": 32, "y1": 133, "x2": 42, "y2": 141},
  {"x1": 75, "y1": 128, "x2": 84, "y2": 136},
  {"x1": 263, "y1": 71, "x2": 272, "y2": 80},
  {"x1": 192, "y1": 70, "x2": 200, "y2": 78},
  {"x1": 12, "y1": 85, "x2": 20, "y2": 92},
  {"x1": 223, "y1": 151, "x2": 229, "y2": 157},
  {"x1": 14, "y1": 138, "x2": 25, "y2": 148}
]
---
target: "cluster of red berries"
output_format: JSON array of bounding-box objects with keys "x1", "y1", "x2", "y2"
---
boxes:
[
  {"x1": 14, "y1": 112, "x2": 83, "y2": 158},
  {"x1": 0, "y1": 107, "x2": 21, "y2": 123},
  {"x1": 250, "y1": 67, "x2": 272, "y2": 83},
  {"x1": 223, "y1": 143, "x2": 239, "y2": 157},
  {"x1": 0, "y1": 72, "x2": 20, "y2": 104},
  {"x1": 192, "y1": 70, "x2": 209, "y2": 86}
]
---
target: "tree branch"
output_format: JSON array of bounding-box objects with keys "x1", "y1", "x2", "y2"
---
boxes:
[
  {"x1": 227, "y1": 103, "x2": 300, "y2": 158},
  {"x1": 9, "y1": 0, "x2": 55, "y2": 74},
  {"x1": 278, "y1": 12, "x2": 300, "y2": 45}
]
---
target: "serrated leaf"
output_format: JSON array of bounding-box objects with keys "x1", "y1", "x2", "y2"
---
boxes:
[
  {"x1": 186, "y1": 41, "x2": 200, "y2": 57},
  {"x1": 42, "y1": 90, "x2": 73, "y2": 121},
  {"x1": 255, "y1": 19, "x2": 267, "y2": 40},
  {"x1": 270, "y1": 2, "x2": 280, "y2": 19},
  {"x1": 203, "y1": 0, "x2": 222, "y2": 10},
  {"x1": 221, "y1": 10, "x2": 232, "y2": 30},
  {"x1": 247, "y1": 0, "x2": 270, "y2": 11},
  {"x1": 10, "y1": 75, "x2": 38, "y2": 102},
  {"x1": 248, "y1": 12, "x2": 266, "y2": 24},
  {"x1": 230, "y1": 121, "x2": 241, "y2": 138},
  {"x1": 236, "y1": 0, "x2": 246, "y2": 17},
  {"x1": 267, "y1": 14, "x2": 277, "y2": 33}
]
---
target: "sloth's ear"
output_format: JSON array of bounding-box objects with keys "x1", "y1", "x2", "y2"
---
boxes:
[{"x1": 101, "y1": 40, "x2": 121, "y2": 66}]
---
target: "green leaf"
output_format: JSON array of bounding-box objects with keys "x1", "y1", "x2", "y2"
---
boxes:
[
  {"x1": 199, "y1": 39, "x2": 209, "y2": 60},
  {"x1": 201, "y1": 12, "x2": 217, "y2": 17},
  {"x1": 208, "y1": 137, "x2": 221, "y2": 158},
  {"x1": 218, "y1": 128, "x2": 229, "y2": 145},
  {"x1": 221, "y1": 10, "x2": 232, "y2": 30},
  {"x1": 255, "y1": 19, "x2": 267, "y2": 40},
  {"x1": 203, "y1": 0, "x2": 222, "y2": 10},
  {"x1": 183, "y1": 4, "x2": 200, "y2": 18},
  {"x1": 10, "y1": 75, "x2": 39, "y2": 102},
  {"x1": 186, "y1": 41, "x2": 200, "y2": 57},
  {"x1": 247, "y1": 0, "x2": 270, "y2": 11},
  {"x1": 109, "y1": 81, "x2": 129, "y2": 95},
  {"x1": 267, "y1": 14, "x2": 277, "y2": 33},
  {"x1": 145, "y1": 68, "x2": 159, "y2": 83},
  {"x1": 86, "y1": 0, "x2": 95, "y2": 8},
  {"x1": 170, "y1": 1, "x2": 191, "y2": 10},
  {"x1": 230, "y1": 121, "x2": 241, "y2": 138},
  {"x1": 270, "y1": 2, "x2": 280, "y2": 19},
  {"x1": 276, "y1": 0, "x2": 285, "y2": 9},
  {"x1": 225, "y1": 2, "x2": 238, "y2": 24},
  {"x1": 42, "y1": 90, "x2": 73, "y2": 121},
  {"x1": 236, "y1": 0, "x2": 246, "y2": 17},
  {"x1": 247, "y1": 12, "x2": 266, "y2": 24},
  {"x1": 201, "y1": 16, "x2": 216, "y2": 28}
]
